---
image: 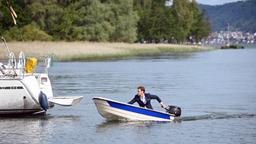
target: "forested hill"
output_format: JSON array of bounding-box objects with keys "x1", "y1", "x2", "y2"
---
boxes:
[{"x1": 199, "y1": 0, "x2": 256, "y2": 32}]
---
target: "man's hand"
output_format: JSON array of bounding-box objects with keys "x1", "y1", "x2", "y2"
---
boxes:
[{"x1": 160, "y1": 102, "x2": 168, "y2": 109}]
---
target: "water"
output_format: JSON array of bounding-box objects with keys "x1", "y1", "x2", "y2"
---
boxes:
[{"x1": 1, "y1": 48, "x2": 256, "y2": 144}]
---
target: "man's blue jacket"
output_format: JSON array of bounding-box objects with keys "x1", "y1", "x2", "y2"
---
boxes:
[{"x1": 128, "y1": 93, "x2": 162, "y2": 109}]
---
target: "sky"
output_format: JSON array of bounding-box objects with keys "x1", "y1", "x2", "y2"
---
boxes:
[{"x1": 196, "y1": 0, "x2": 243, "y2": 5}]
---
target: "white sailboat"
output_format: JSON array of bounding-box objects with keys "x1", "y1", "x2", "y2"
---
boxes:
[{"x1": 0, "y1": 37, "x2": 83, "y2": 115}]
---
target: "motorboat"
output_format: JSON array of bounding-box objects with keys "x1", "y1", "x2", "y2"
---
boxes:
[
  {"x1": 93, "y1": 97, "x2": 181, "y2": 121},
  {"x1": 0, "y1": 37, "x2": 83, "y2": 115}
]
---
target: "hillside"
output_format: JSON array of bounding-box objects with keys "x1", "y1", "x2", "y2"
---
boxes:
[{"x1": 199, "y1": 0, "x2": 256, "y2": 32}]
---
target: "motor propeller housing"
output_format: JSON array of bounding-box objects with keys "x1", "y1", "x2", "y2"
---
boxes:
[{"x1": 165, "y1": 105, "x2": 181, "y2": 117}]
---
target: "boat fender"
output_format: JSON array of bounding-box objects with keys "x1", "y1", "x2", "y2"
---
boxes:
[
  {"x1": 39, "y1": 91, "x2": 49, "y2": 111},
  {"x1": 165, "y1": 105, "x2": 181, "y2": 117}
]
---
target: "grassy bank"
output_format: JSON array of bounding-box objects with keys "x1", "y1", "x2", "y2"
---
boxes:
[{"x1": 0, "y1": 42, "x2": 213, "y2": 61}]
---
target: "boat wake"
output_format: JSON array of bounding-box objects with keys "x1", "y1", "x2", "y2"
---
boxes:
[
  {"x1": 181, "y1": 112, "x2": 256, "y2": 121},
  {"x1": 96, "y1": 112, "x2": 256, "y2": 129}
]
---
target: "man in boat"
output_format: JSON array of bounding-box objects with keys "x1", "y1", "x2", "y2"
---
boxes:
[{"x1": 128, "y1": 86, "x2": 167, "y2": 109}]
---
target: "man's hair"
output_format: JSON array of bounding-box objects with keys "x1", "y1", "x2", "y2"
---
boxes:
[{"x1": 137, "y1": 86, "x2": 145, "y2": 92}]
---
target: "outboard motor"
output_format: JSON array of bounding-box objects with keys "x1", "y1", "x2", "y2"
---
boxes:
[
  {"x1": 39, "y1": 91, "x2": 49, "y2": 111},
  {"x1": 165, "y1": 105, "x2": 181, "y2": 117}
]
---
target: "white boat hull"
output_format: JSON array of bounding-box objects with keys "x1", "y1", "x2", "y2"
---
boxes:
[{"x1": 0, "y1": 78, "x2": 41, "y2": 115}]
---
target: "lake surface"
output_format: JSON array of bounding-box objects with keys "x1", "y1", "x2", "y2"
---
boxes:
[{"x1": 1, "y1": 48, "x2": 256, "y2": 144}]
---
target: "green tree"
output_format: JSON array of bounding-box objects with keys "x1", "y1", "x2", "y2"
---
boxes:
[
  {"x1": 189, "y1": 0, "x2": 210, "y2": 42},
  {"x1": 133, "y1": 0, "x2": 152, "y2": 41},
  {"x1": 65, "y1": 0, "x2": 114, "y2": 41},
  {"x1": 107, "y1": 0, "x2": 139, "y2": 42},
  {"x1": 172, "y1": 0, "x2": 193, "y2": 43},
  {"x1": 28, "y1": 0, "x2": 64, "y2": 39},
  {"x1": 0, "y1": 0, "x2": 32, "y2": 35},
  {"x1": 147, "y1": 0, "x2": 174, "y2": 43},
  {"x1": 3, "y1": 23, "x2": 52, "y2": 41},
  {"x1": 1, "y1": 0, "x2": 139, "y2": 42},
  {"x1": 1, "y1": 0, "x2": 210, "y2": 42}
]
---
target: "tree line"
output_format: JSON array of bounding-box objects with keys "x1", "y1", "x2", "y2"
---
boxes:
[{"x1": 0, "y1": 0, "x2": 210, "y2": 43}]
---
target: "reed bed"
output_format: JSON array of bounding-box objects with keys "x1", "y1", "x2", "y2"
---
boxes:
[{"x1": 0, "y1": 42, "x2": 213, "y2": 61}]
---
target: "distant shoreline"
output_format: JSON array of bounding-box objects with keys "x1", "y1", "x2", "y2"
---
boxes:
[{"x1": 0, "y1": 42, "x2": 213, "y2": 61}]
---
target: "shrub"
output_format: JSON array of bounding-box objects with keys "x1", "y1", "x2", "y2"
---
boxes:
[{"x1": 3, "y1": 24, "x2": 52, "y2": 41}]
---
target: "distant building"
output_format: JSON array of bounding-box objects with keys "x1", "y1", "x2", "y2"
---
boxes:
[{"x1": 201, "y1": 31, "x2": 256, "y2": 45}]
